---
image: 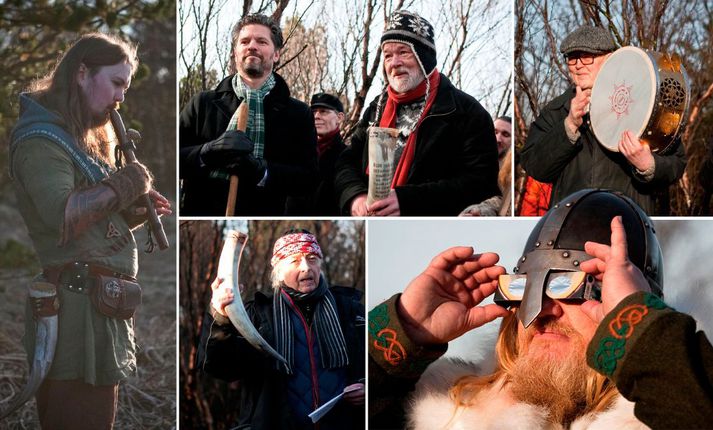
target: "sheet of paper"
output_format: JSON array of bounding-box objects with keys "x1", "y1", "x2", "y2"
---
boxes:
[{"x1": 308, "y1": 384, "x2": 362, "y2": 423}]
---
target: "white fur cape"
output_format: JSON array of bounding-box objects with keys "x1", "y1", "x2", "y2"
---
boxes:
[{"x1": 407, "y1": 358, "x2": 650, "y2": 430}]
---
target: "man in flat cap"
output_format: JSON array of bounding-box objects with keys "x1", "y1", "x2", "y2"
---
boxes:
[
  {"x1": 520, "y1": 25, "x2": 686, "y2": 215},
  {"x1": 335, "y1": 10, "x2": 500, "y2": 216},
  {"x1": 290, "y1": 93, "x2": 347, "y2": 215}
]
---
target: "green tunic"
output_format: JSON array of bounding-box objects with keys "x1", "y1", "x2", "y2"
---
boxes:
[{"x1": 12, "y1": 137, "x2": 137, "y2": 385}]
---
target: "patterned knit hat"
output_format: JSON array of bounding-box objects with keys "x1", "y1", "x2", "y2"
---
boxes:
[
  {"x1": 381, "y1": 10, "x2": 437, "y2": 76},
  {"x1": 271, "y1": 229, "x2": 323, "y2": 267}
]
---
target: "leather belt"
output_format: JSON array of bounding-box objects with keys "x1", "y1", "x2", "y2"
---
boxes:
[{"x1": 43, "y1": 262, "x2": 136, "y2": 295}]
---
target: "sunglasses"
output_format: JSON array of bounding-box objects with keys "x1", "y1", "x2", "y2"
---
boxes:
[
  {"x1": 495, "y1": 271, "x2": 601, "y2": 306},
  {"x1": 565, "y1": 54, "x2": 597, "y2": 66}
]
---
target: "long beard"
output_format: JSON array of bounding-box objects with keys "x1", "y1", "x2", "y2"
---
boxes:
[
  {"x1": 78, "y1": 94, "x2": 117, "y2": 165},
  {"x1": 508, "y1": 320, "x2": 595, "y2": 425}
]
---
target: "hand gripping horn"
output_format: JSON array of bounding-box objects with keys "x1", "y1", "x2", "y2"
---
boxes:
[
  {"x1": 0, "y1": 282, "x2": 58, "y2": 419},
  {"x1": 217, "y1": 230, "x2": 287, "y2": 364}
]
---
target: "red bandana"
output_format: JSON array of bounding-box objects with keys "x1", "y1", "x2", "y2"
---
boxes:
[
  {"x1": 317, "y1": 129, "x2": 341, "y2": 158},
  {"x1": 271, "y1": 232, "x2": 323, "y2": 267},
  {"x1": 378, "y1": 70, "x2": 441, "y2": 187}
]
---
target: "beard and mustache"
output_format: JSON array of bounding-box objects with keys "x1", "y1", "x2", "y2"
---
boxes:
[
  {"x1": 387, "y1": 67, "x2": 425, "y2": 93},
  {"x1": 240, "y1": 50, "x2": 271, "y2": 78},
  {"x1": 507, "y1": 317, "x2": 599, "y2": 426}
]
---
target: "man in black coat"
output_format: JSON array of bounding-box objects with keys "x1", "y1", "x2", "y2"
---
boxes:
[
  {"x1": 199, "y1": 230, "x2": 365, "y2": 430},
  {"x1": 334, "y1": 10, "x2": 500, "y2": 216},
  {"x1": 288, "y1": 93, "x2": 347, "y2": 215},
  {"x1": 180, "y1": 14, "x2": 318, "y2": 215},
  {"x1": 520, "y1": 26, "x2": 686, "y2": 215}
]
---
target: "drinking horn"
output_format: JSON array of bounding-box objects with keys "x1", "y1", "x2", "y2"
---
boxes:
[
  {"x1": 217, "y1": 230, "x2": 287, "y2": 364},
  {"x1": 0, "y1": 282, "x2": 58, "y2": 419}
]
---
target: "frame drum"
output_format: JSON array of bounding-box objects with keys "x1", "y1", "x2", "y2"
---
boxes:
[{"x1": 590, "y1": 46, "x2": 689, "y2": 153}]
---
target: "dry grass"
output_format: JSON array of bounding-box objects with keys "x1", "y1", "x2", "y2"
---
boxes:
[{"x1": 0, "y1": 217, "x2": 177, "y2": 429}]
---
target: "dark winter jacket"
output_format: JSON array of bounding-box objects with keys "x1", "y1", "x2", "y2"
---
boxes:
[
  {"x1": 287, "y1": 133, "x2": 347, "y2": 216},
  {"x1": 520, "y1": 87, "x2": 686, "y2": 215},
  {"x1": 198, "y1": 286, "x2": 365, "y2": 430},
  {"x1": 179, "y1": 73, "x2": 318, "y2": 215},
  {"x1": 334, "y1": 73, "x2": 500, "y2": 216}
]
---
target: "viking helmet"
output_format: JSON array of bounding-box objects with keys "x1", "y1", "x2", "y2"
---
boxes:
[{"x1": 509, "y1": 189, "x2": 663, "y2": 328}]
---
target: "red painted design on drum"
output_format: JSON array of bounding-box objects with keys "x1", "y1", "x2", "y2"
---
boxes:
[{"x1": 608, "y1": 82, "x2": 634, "y2": 119}]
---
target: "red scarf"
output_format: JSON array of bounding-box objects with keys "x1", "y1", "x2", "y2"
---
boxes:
[
  {"x1": 378, "y1": 70, "x2": 441, "y2": 187},
  {"x1": 317, "y1": 128, "x2": 340, "y2": 158}
]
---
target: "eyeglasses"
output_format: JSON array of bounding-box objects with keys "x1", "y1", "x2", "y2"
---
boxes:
[
  {"x1": 566, "y1": 54, "x2": 596, "y2": 66},
  {"x1": 494, "y1": 271, "x2": 601, "y2": 306}
]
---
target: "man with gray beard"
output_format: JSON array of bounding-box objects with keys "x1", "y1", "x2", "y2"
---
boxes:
[
  {"x1": 368, "y1": 189, "x2": 713, "y2": 429},
  {"x1": 335, "y1": 10, "x2": 500, "y2": 216}
]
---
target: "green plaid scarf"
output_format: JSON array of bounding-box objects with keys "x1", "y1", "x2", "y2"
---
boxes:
[
  {"x1": 209, "y1": 74, "x2": 275, "y2": 181},
  {"x1": 231, "y1": 73, "x2": 275, "y2": 159}
]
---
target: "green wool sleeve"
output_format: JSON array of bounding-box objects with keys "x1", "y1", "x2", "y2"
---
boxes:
[
  {"x1": 12, "y1": 139, "x2": 77, "y2": 231},
  {"x1": 587, "y1": 291, "x2": 713, "y2": 428},
  {"x1": 369, "y1": 293, "x2": 448, "y2": 378},
  {"x1": 368, "y1": 294, "x2": 448, "y2": 428},
  {"x1": 587, "y1": 291, "x2": 673, "y2": 379}
]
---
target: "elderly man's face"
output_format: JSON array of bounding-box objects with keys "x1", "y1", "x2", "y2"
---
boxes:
[
  {"x1": 567, "y1": 52, "x2": 609, "y2": 90},
  {"x1": 233, "y1": 24, "x2": 280, "y2": 79},
  {"x1": 516, "y1": 297, "x2": 597, "y2": 360},
  {"x1": 383, "y1": 42, "x2": 425, "y2": 93},
  {"x1": 78, "y1": 61, "x2": 131, "y2": 126},
  {"x1": 278, "y1": 253, "x2": 321, "y2": 293},
  {"x1": 312, "y1": 107, "x2": 343, "y2": 137}
]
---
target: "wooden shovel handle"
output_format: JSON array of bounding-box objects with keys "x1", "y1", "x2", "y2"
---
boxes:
[{"x1": 225, "y1": 102, "x2": 249, "y2": 216}]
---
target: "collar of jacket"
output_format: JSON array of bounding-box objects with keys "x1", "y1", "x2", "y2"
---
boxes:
[{"x1": 212, "y1": 72, "x2": 291, "y2": 119}]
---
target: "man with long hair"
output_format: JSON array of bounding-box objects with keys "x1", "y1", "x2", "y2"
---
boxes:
[
  {"x1": 9, "y1": 33, "x2": 170, "y2": 428},
  {"x1": 369, "y1": 189, "x2": 712, "y2": 428},
  {"x1": 179, "y1": 14, "x2": 318, "y2": 215}
]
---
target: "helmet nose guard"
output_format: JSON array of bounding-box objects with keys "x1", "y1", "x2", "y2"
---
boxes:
[{"x1": 515, "y1": 189, "x2": 663, "y2": 328}]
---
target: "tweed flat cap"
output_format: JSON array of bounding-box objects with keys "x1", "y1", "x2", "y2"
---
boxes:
[{"x1": 560, "y1": 26, "x2": 617, "y2": 56}]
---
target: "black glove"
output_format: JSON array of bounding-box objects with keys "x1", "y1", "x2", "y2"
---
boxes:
[
  {"x1": 199, "y1": 130, "x2": 254, "y2": 168},
  {"x1": 227, "y1": 155, "x2": 267, "y2": 184}
]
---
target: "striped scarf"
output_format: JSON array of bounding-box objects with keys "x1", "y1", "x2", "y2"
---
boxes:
[
  {"x1": 272, "y1": 277, "x2": 349, "y2": 375},
  {"x1": 230, "y1": 73, "x2": 275, "y2": 160}
]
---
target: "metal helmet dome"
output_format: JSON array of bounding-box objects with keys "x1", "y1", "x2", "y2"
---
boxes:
[{"x1": 515, "y1": 189, "x2": 663, "y2": 327}]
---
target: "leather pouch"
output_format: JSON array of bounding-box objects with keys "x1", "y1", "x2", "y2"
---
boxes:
[{"x1": 91, "y1": 275, "x2": 142, "y2": 319}]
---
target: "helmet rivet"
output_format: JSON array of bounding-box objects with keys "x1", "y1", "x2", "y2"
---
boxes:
[
  {"x1": 565, "y1": 202, "x2": 572, "y2": 207},
  {"x1": 535, "y1": 242, "x2": 541, "y2": 247},
  {"x1": 547, "y1": 240, "x2": 554, "y2": 246},
  {"x1": 554, "y1": 204, "x2": 560, "y2": 209},
  {"x1": 573, "y1": 260, "x2": 580, "y2": 266},
  {"x1": 521, "y1": 256, "x2": 527, "y2": 262},
  {"x1": 562, "y1": 251, "x2": 570, "y2": 258}
]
